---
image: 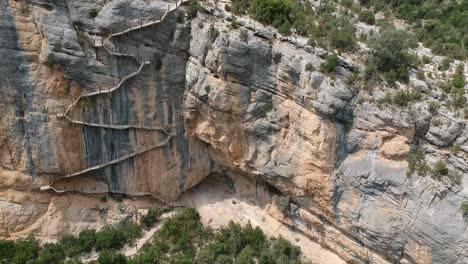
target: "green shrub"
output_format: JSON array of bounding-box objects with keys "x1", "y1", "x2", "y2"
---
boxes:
[
  {"x1": 64, "y1": 86, "x2": 71, "y2": 94},
  {"x1": 367, "y1": 29, "x2": 418, "y2": 83},
  {"x1": 95, "y1": 226, "x2": 126, "y2": 250},
  {"x1": 76, "y1": 30, "x2": 88, "y2": 47},
  {"x1": 327, "y1": 25, "x2": 356, "y2": 51},
  {"x1": 59, "y1": 235, "x2": 79, "y2": 257},
  {"x1": 133, "y1": 240, "x2": 170, "y2": 263},
  {"x1": 431, "y1": 160, "x2": 462, "y2": 185},
  {"x1": 428, "y1": 101, "x2": 439, "y2": 114},
  {"x1": 278, "y1": 20, "x2": 291, "y2": 35},
  {"x1": 461, "y1": 201, "x2": 468, "y2": 216},
  {"x1": 235, "y1": 245, "x2": 255, "y2": 264},
  {"x1": 358, "y1": 10, "x2": 375, "y2": 25},
  {"x1": 111, "y1": 193, "x2": 124, "y2": 203},
  {"x1": 305, "y1": 63, "x2": 314, "y2": 72},
  {"x1": 449, "y1": 87, "x2": 467, "y2": 109},
  {"x1": 230, "y1": 17, "x2": 239, "y2": 29},
  {"x1": 416, "y1": 70, "x2": 425, "y2": 80},
  {"x1": 37, "y1": 243, "x2": 66, "y2": 264},
  {"x1": 438, "y1": 57, "x2": 452, "y2": 71},
  {"x1": 320, "y1": 54, "x2": 339, "y2": 73},
  {"x1": 142, "y1": 207, "x2": 163, "y2": 229},
  {"x1": 456, "y1": 63, "x2": 464, "y2": 74},
  {"x1": 187, "y1": 0, "x2": 201, "y2": 18},
  {"x1": 60, "y1": 230, "x2": 96, "y2": 257},
  {"x1": 273, "y1": 195, "x2": 290, "y2": 214},
  {"x1": 98, "y1": 250, "x2": 127, "y2": 264},
  {"x1": 407, "y1": 146, "x2": 430, "y2": 177},
  {"x1": 0, "y1": 240, "x2": 15, "y2": 261},
  {"x1": 177, "y1": 12, "x2": 185, "y2": 23},
  {"x1": 100, "y1": 196, "x2": 107, "y2": 203},
  {"x1": 89, "y1": 8, "x2": 99, "y2": 18},
  {"x1": 12, "y1": 237, "x2": 39, "y2": 264},
  {"x1": 311, "y1": 14, "x2": 357, "y2": 51},
  {"x1": 273, "y1": 53, "x2": 282, "y2": 64},
  {"x1": 431, "y1": 160, "x2": 449, "y2": 179},
  {"x1": 451, "y1": 144, "x2": 461, "y2": 155},
  {"x1": 452, "y1": 73, "x2": 465, "y2": 89},
  {"x1": 289, "y1": 0, "x2": 315, "y2": 36},
  {"x1": 208, "y1": 24, "x2": 219, "y2": 44},
  {"x1": 393, "y1": 89, "x2": 421, "y2": 107},
  {"x1": 121, "y1": 222, "x2": 142, "y2": 244},
  {"x1": 204, "y1": 85, "x2": 211, "y2": 94},
  {"x1": 250, "y1": 0, "x2": 292, "y2": 30},
  {"x1": 77, "y1": 229, "x2": 96, "y2": 253},
  {"x1": 448, "y1": 170, "x2": 462, "y2": 185},
  {"x1": 240, "y1": 29, "x2": 249, "y2": 42},
  {"x1": 258, "y1": 101, "x2": 274, "y2": 118},
  {"x1": 421, "y1": 55, "x2": 431, "y2": 64},
  {"x1": 231, "y1": 0, "x2": 251, "y2": 15}
]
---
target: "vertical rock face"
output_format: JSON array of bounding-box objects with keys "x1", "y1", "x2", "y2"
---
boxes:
[
  {"x1": 0, "y1": 0, "x2": 211, "y2": 200},
  {"x1": 0, "y1": 1, "x2": 467, "y2": 263}
]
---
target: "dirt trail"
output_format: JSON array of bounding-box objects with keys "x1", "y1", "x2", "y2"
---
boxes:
[{"x1": 121, "y1": 212, "x2": 175, "y2": 257}]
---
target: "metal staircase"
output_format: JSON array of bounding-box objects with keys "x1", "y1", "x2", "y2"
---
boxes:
[{"x1": 46, "y1": 0, "x2": 188, "y2": 189}]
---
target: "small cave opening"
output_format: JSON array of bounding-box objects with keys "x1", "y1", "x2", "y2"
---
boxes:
[
  {"x1": 176, "y1": 171, "x2": 291, "y2": 211},
  {"x1": 38, "y1": 3, "x2": 54, "y2": 11}
]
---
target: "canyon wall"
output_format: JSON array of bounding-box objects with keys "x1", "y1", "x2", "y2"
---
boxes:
[{"x1": 0, "y1": 0, "x2": 467, "y2": 263}]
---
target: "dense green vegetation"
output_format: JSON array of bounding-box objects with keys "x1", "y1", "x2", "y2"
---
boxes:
[
  {"x1": 229, "y1": 0, "x2": 357, "y2": 50},
  {"x1": 225, "y1": 0, "x2": 466, "y2": 90},
  {"x1": 0, "y1": 221, "x2": 141, "y2": 264},
  {"x1": 378, "y1": 89, "x2": 421, "y2": 107},
  {"x1": 358, "y1": 0, "x2": 468, "y2": 59},
  {"x1": 131, "y1": 208, "x2": 302, "y2": 264},
  {"x1": 250, "y1": 0, "x2": 293, "y2": 34},
  {"x1": 0, "y1": 208, "x2": 302, "y2": 264},
  {"x1": 391, "y1": 0, "x2": 467, "y2": 60},
  {"x1": 366, "y1": 29, "x2": 418, "y2": 83}
]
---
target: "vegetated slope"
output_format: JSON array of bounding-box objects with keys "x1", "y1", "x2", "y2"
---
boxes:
[{"x1": 0, "y1": 208, "x2": 303, "y2": 264}]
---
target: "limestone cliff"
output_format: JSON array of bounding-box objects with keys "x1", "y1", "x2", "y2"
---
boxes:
[{"x1": 0, "y1": 0, "x2": 467, "y2": 263}]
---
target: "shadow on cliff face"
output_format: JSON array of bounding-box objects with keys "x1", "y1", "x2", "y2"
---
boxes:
[
  {"x1": 176, "y1": 171, "x2": 280, "y2": 209},
  {"x1": 0, "y1": 0, "x2": 36, "y2": 176}
]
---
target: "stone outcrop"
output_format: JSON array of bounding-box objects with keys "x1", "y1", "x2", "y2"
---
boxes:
[{"x1": 0, "y1": 0, "x2": 467, "y2": 263}]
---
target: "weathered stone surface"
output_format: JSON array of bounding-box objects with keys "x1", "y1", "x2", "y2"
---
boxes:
[{"x1": 426, "y1": 115, "x2": 465, "y2": 147}]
